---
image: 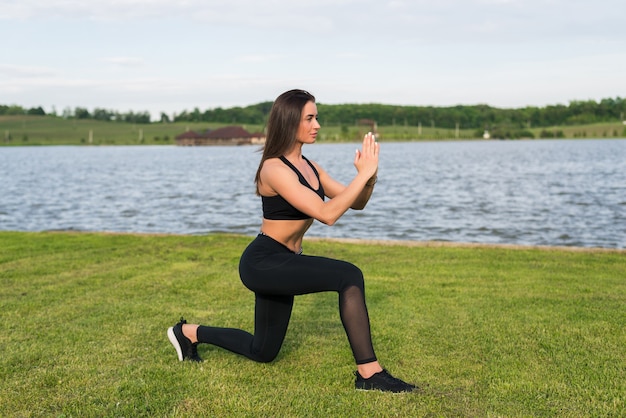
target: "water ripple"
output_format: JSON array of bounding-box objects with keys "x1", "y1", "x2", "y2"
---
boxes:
[{"x1": 1, "y1": 140, "x2": 625, "y2": 248}]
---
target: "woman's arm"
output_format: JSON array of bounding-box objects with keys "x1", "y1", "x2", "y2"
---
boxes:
[
  {"x1": 316, "y1": 133, "x2": 379, "y2": 210},
  {"x1": 352, "y1": 171, "x2": 377, "y2": 210},
  {"x1": 315, "y1": 164, "x2": 377, "y2": 210},
  {"x1": 262, "y1": 162, "x2": 373, "y2": 226},
  {"x1": 261, "y1": 134, "x2": 379, "y2": 225}
]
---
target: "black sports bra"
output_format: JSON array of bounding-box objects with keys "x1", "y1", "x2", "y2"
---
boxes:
[{"x1": 262, "y1": 156, "x2": 325, "y2": 220}]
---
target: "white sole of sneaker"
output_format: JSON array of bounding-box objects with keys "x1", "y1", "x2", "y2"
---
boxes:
[{"x1": 167, "y1": 327, "x2": 184, "y2": 361}]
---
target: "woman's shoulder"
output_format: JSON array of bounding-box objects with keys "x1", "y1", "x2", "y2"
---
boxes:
[
  {"x1": 262, "y1": 156, "x2": 287, "y2": 169},
  {"x1": 261, "y1": 157, "x2": 294, "y2": 180}
]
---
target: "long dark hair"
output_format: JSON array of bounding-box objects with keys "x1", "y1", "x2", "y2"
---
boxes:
[{"x1": 254, "y1": 89, "x2": 316, "y2": 194}]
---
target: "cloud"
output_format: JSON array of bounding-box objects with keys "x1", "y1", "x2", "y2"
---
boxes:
[
  {"x1": 3, "y1": 0, "x2": 624, "y2": 43},
  {"x1": 0, "y1": 0, "x2": 347, "y2": 23},
  {"x1": 0, "y1": 0, "x2": 189, "y2": 20},
  {"x1": 0, "y1": 64, "x2": 57, "y2": 77},
  {"x1": 2, "y1": 0, "x2": 625, "y2": 117},
  {"x1": 100, "y1": 57, "x2": 145, "y2": 68},
  {"x1": 237, "y1": 54, "x2": 285, "y2": 64}
]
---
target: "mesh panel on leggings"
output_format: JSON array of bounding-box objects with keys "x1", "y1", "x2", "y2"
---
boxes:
[{"x1": 339, "y1": 285, "x2": 377, "y2": 364}]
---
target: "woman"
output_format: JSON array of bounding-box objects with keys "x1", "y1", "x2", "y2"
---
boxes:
[{"x1": 168, "y1": 89, "x2": 416, "y2": 393}]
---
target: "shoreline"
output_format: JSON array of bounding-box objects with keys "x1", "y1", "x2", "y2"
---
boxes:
[
  {"x1": 17, "y1": 230, "x2": 626, "y2": 253},
  {"x1": 306, "y1": 236, "x2": 626, "y2": 253}
]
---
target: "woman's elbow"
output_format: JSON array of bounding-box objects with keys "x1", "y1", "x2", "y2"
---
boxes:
[
  {"x1": 350, "y1": 203, "x2": 366, "y2": 210},
  {"x1": 316, "y1": 212, "x2": 339, "y2": 226},
  {"x1": 318, "y1": 217, "x2": 337, "y2": 226}
]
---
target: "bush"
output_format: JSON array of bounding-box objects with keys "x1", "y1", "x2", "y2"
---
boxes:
[{"x1": 490, "y1": 128, "x2": 535, "y2": 140}]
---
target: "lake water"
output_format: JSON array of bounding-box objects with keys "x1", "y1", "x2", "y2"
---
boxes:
[{"x1": 1, "y1": 139, "x2": 625, "y2": 248}]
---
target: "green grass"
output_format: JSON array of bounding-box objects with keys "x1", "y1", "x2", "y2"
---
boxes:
[
  {"x1": 0, "y1": 232, "x2": 624, "y2": 417},
  {"x1": 2, "y1": 115, "x2": 625, "y2": 145}
]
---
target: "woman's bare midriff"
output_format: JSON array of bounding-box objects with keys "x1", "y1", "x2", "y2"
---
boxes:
[{"x1": 260, "y1": 218, "x2": 314, "y2": 253}]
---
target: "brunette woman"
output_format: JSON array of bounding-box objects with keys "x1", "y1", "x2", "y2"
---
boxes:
[{"x1": 168, "y1": 89, "x2": 416, "y2": 393}]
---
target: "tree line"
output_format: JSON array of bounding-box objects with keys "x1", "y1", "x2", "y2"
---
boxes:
[
  {"x1": 0, "y1": 105, "x2": 151, "y2": 124},
  {"x1": 165, "y1": 97, "x2": 626, "y2": 131},
  {"x1": 2, "y1": 97, "x2": 625, "y2": 130}
]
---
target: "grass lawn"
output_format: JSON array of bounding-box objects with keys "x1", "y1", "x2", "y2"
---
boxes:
[{"x1": 0, "y1": 232, "x2": 624, "y2": 417}]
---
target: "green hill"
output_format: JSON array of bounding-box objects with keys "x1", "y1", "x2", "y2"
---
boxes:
[{"x1": 1, "y1": 115, "x2": 625, "y2": 146}]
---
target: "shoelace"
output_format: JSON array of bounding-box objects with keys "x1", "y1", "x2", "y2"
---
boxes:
[
  {"x1": 378, "y1": 370, "x2": 404, "y2": 384},
  {"x1": 177, "y1": 317, "x2": 199, "y2": 358},
  {"x1": 376, "y1": 370, "x2": 415, "y2": 390},
  {"x1": 189, "y1": 343, "x2": 199, "y2": 358}
]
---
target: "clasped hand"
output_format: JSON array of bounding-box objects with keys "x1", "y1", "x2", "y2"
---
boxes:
[{"x1": 354, "y1": 132, "x2": 379, "y2": 179}]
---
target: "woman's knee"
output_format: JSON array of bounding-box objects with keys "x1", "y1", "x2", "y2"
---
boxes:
[
  {"x1": 340, "y1": 261, "x2": 364, "y2": 290},
  {"x1": 251, "y1": 344, "x2": 282, "y2": 363},
  {"x1": 254, "y1": 351, "x2": 279, "y2": 363}
]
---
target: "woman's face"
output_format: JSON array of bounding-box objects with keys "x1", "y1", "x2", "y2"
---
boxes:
[{"x1": 296, "y1": 101, "x2": 320, "y2": 144}]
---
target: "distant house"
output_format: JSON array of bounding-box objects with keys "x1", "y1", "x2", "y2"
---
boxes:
[
  {"x1": 174, "y1": 130, "x2": 204, "y2": 145},
  {"x1": 175, "y1": 126, "x2": 266, "y2": 146},
  {"x1": 357, "y1": 119, "x2": 378, "y2": 134},
  {"x1": 249, "y1": 132, "x2": 266, "y2": 145}
]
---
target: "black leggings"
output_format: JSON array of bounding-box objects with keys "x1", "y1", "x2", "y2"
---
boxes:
[{"x1": 196, "y1": 233, "x2": 377, "y2": 365}]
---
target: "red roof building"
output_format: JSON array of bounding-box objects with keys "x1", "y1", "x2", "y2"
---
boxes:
[{"x1": 175, "y1": 126, "x2": 265, "y2": 146}]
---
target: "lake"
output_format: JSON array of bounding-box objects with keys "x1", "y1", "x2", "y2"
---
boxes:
[{"x1": 1, "y1": 139, "x2": 624, "y2": 248}]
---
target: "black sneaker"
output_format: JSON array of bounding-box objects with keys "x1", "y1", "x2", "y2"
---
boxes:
[
  {"x1": 355, "y1": 369, "x2": 417, "y2": 393},
  {"x1": 167, "y1": 317, "x2": 203, "y2": 362}
]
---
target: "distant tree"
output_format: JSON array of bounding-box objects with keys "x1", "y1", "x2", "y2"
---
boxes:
[
  {"x1": 27, "y1": 106, "x2": 46, "y2": 115},
  {"x1": 62, "y1": 107, "x2": 73, "y2": 118},
  {"x1": 3, "y1": 96, "x2": 626, "y2": 129},
  {"x1": 93, "y1": 108, "x2": 114, "y2": 121},
  {"x1": 0, "y1": 105, "x2": 26, "y2": 115},
  {"x1": 174, "y1": 110, "x2": 189, "y2": 122},
  {"x1": 75, "y1": 107, "x2": 91, "y2": 119},
  {"x1": 191, "y1": 107, "x2": 202, "y2": 122},
  {"x1": 123, "y1": 111, "x2": 150, "y2": 124}
]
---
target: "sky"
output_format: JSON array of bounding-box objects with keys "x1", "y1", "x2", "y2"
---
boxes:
[{"x1": 1, "y1": 0, "x2": 625, "y2": 120}]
